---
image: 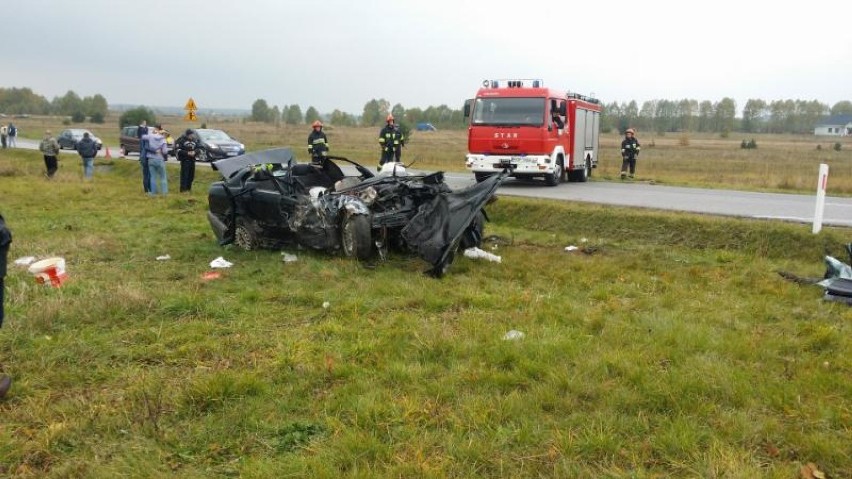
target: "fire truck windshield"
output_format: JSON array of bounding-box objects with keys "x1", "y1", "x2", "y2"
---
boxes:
[{"x1": 471, "y1": 97, "x2": 545, "y2": 126}]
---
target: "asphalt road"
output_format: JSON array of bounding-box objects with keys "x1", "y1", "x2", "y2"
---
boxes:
[{"x1": 11, "y1": 139, "x2": 852, "y2": 228}]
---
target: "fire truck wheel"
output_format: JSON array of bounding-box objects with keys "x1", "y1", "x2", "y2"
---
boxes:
[{"x1": 545, "y1": 159, "x2": 563, "y2": 186}]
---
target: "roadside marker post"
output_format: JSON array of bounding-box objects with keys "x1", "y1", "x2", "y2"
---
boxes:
[{"x1": 812, "y1": 163, "x2": 829, "y2": 234}]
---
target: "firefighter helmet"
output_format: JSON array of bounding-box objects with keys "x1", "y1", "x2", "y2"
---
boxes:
[
  {"x1": 312, "y1": 120, "x2": 323, "y2": 128},
  {"x1": 386, "y1": 114, "x2": 394, "y2": 123}
]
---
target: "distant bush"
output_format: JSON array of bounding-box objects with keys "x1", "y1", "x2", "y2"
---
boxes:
[
  {"x1": 741, "y1": 139, "x2": 758, "y2": 149},
  {"x1": 679, "y1": 135, "x2": 690, "y2": 147},
  {"x1": 90, "y1": 112, "x2": 105, "y2": 124},
  {"x1": 834, "y1": 142, "x2": 842, "y2": 151},
  {"x1": 816, "y1": 144, "x2": 822, "y2": 150},
  {"x1": 119, "y1": 106, "x2": 157, "y2": 128},
  {"x1": 71, "y1": 111, "x2": 86, "y2": 123}
]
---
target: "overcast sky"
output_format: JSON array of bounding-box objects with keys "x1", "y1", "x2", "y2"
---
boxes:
[{"x1": 5, "y1": 0, "x2": 851, "y2": 114}]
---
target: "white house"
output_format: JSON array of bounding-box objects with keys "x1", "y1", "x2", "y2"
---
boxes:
[{"x1": 814, "y1": 115, "x2": 852, "y2": 136}]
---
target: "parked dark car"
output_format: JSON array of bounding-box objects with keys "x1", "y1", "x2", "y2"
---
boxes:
[
  {"x1": 206, "y1": 148, "x2": 505, "y2": 276},
  {"x1": 191, "y1": 128, "x2": 245, "y2": 162},
  {"x1": 57, "y1": 129, "x2": 103, "y2": 150},
  {"x1": 119, "y1": 126, "x2": 175, "y2": 157}
]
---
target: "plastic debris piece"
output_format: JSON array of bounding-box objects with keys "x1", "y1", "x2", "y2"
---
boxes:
[
  {"x1": 564, "y1": 245, "x2": 579, "y2": 252},
  {"x1": 580, "y1": 237, "x2": 588, "y2": 243},
  {"x1": 201, "y1": 271, "x2": 222, "y2": 281},
  {"x1": 14, "y1": 256, "x2": 36, "y2": 266},
  {"x1": 282, "y1": 253, "x2": 298, "y2": 263},
  {"x1": 463, "y1": 247, "x2": 502, "y2": 263},
  {"x1": 322, "y1": 301, "x2": 330, "y2": 309},
  {"x1": 503, "y1": 330, "x2": 525, "y2": 341},
  {"x1": 156, "y1": 255, "x2": 171, "y2": 261},
  {"x1": 27, "y1": 257, "x2": 67, "y2": 287},
  {"x1": 210, "y1": 256, "x2": 233, "y2": 268}
]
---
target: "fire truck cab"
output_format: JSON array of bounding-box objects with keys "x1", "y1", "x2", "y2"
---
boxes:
[{"x1": 464, "y1": 79, "x2": 601, "y2": 186}]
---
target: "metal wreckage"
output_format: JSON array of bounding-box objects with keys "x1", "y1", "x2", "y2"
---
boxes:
[
  {"x1": 779, "y1": 242, "x2": 852, "y2": 305},
  {"x1": 206, "y1": 148, "x2": 507, "y2": 277}
]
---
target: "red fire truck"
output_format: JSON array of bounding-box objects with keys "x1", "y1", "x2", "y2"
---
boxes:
[{"x1": 464, "y1": 79, "x2": 601, "y2": 186}]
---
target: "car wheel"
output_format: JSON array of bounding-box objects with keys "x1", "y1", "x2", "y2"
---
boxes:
[
  {"x1": 545, "y1": 158, "x2": 563, "y2": 186},
  {"x1": 460, "y1": 210, "x2": 485, "y2": 250},
  {"x1": 234, "y1": 218, "x2": 260, "y2": 251},
  {"x1": 474, "y1": 172, "x2": 494, "y2": 183},
  {"x1": 120, "y1": 145, "x2": 127, "y2": 157},
  {"x1": 341, "y1": 213, "x2": 372, "y2": 260}
]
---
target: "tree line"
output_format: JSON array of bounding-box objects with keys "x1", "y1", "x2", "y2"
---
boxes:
[
  {"x1": 4, "y1": 86, "x2": 850, "y2": 136},
  {"x1": 602, "y1": 99, "x2": 852, "y2": 135},
  {"x1": 0, "y1": 87, "x2": 108, "y2": 123},
  {"x1": 250, "y1": 98, "x2": 466, "y2": 131}
]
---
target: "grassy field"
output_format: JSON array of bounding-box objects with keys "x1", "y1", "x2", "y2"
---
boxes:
[
  {"x1": 10, "y1": 114, "x2": 852, "y2": 195},
  {"x1": 0, "y1": 148, "x2": 849, "y2": 477}
]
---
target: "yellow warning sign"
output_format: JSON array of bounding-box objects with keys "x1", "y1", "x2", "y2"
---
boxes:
[
  {"x1": 184, "y1": 97, "x2": 197, "y2": 111},
  {"x1": 184, "y1": 111, "x2": 198, "y2": 121}
]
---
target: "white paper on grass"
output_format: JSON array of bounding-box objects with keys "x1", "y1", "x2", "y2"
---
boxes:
[
  {"x1": 209, "y1": 256, "x2": 233, "y2": 268},
  {"x1": 463, "y1": 247, "x2": 501, "y2": 263}
]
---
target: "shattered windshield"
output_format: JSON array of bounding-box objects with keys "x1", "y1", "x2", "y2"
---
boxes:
[{"x1": 472, "y1": 97, "x2": 545, "y2": 126}]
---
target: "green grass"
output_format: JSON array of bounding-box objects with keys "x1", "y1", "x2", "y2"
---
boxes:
[{"x1": 0, "y1": 148, "x2": 850, "y2": 478}]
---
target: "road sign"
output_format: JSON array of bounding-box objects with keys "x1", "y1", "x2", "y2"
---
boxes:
[
  {"x1": 184, "y1": 111, "x2": 198, "y2": 121},
  {"x1": 184, "y1": 98, "x2": 197, "y2": 111}
]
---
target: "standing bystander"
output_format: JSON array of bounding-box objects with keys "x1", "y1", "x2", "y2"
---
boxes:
[
  {"x1": 143, "y1": 125, "x2": 169, "y2": 196},
  {"x1": 0, "y1": 213, "x2": 12, "y2": 398},
  {"x1": 39, "y1": 130, "x2": 61, "y2": 178},
  {"x1": 138, "y1": 120, "x2": 150, "y2": 193},
  {"x1": 0, "y1": 124, "x2": 7, "y2": 149},
  {"x1": 378, "y1": 114, "x2": 404, "y2": 168},
  {"x1": 620, "y1": 128, "x2": 641, "y2": 180},
  {"x1": 7, "y1": 123, "x2": 17, "y2": 148},
  {"x1": 75, "y1": 131, "x2": 98, "y2": 180}
]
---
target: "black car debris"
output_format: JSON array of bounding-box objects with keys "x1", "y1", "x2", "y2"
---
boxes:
[{"x1": 206, "y1": 148, "x2": 506, "y2": 276}]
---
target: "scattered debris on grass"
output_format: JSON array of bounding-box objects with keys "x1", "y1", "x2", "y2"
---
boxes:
[
  {"x1": 201, "y1": 271, "x2": 222, "y2": 281},
  {"x1": 13, "y1": 256, "x2": 35, "y2": 266},
  {"x1": 779, "y1": 242, "x2": 852, "y2": 304},
  {"x1": 463, "y1": 247, "x2": 501, "y2": 263},
  {"x1": 503, "y1": 330, "x2": 525, "y2": 341},
  {"x1": 564, "y1": 245, "x2": 579, "y2": 252},
  {"x1": 800, "y1": 462, "x2": 826, "y2": 479},
  {"x1": 156, "y1": 255, "x2": 171, "y2": 261},
  {"x1": 322, "y1": 301, "x2": 330, "y2": 309},
  {"x1": 27, "y1": 257, "x2": 67, "y2": 287},
  {"x1": 281, "y1": 253, "x2": 298, "y2": 263},
  {"x1": 209, "y1": 257, "x2": 233, "y2": 268}
]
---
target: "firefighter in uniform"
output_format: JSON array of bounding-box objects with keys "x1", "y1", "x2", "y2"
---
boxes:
[
  {"x1": 378, "y1": 114, "x2": 404, "y2": 168},
  {"x1": 175, "y1": 129, "x2": 198, "y2": 192},
  {"x1": 307, "y1": 120, "x2": 329, "y2": 164},
  {"x1": 620, "y1": 128, "x2": 641, "y2": 180}
]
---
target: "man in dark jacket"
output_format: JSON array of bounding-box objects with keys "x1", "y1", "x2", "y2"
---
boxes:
[
  {"x1": 378, "y1": 114, "x2": 404, "y2": 167},
  {"x1": 307, "y1": 120, "x2": 329, "y2": 164},
  {"x1": 620, "y1": 128, "x2": 641, "y2": 180},
  {"x1": 138, "y1": 121, "x2": 150, "y2": 193},
  {"x1": 75, "y1": 132, "x2": 99, "y2": 180},
  {"x1": 0, "y1": 214, "x2": 12, "y2": 398},
  {"x1": 175, "y1": 129, "x2": 198, "y2": 192}
]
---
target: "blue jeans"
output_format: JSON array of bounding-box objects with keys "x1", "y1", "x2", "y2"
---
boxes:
[
  {"x1": 82, "y1": 157, "x2": 94, "y2": 179},
  {"x1": 147, "y1": 157, "x2": 168, "y2": 195}
]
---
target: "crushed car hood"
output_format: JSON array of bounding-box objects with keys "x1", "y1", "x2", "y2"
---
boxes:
[{"x1": 211, "y1": 147, "x2": 294, "y2": 179}]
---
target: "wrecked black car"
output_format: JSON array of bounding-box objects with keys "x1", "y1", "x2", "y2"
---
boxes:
[{"x1": 206, "y1": 148, "x2": 506, "y2": 276}]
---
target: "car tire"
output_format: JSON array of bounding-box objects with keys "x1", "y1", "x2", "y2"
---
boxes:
[
  {"x1": 568, "y1": 160, "x2": 590, "y2": 183},
  {"x1": 119, "y1": 145, "x2": 127, "y2": 157},
  {"x1": 341, "y1": 212, "x2": 372, "y2": 260},
  {"x1": 234, "y1": 218, "x2": 260, "y2": 251},
  {"x1": 460, "y1": 210, "x2": 485, "y2": 250}
]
